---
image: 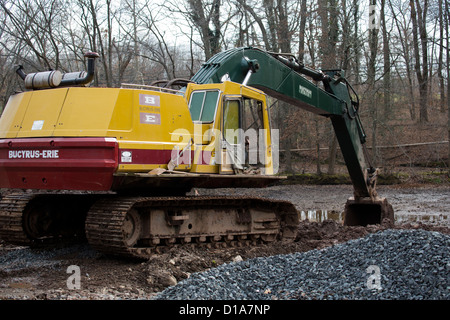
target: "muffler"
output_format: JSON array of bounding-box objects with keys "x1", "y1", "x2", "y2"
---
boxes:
[{"x1": 16, "y1": 52, "x2": 99, "y2": 90}]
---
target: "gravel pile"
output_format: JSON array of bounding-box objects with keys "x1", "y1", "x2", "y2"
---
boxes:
[
  {"x1": 155, "y1": 229, "x2": 450, "y2": 300},
  {"x1": 0, "y1": 248, "x2": 62, "y2": 273}
]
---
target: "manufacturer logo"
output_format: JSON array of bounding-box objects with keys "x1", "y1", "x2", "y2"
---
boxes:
[
  {"x1": 140, "y1": 112, "x2": 161, "y2": 125},
  {"x1": 139, "y1": 94, "x2": 160, "y2": 107},
  {"x1": 299, "y1": 85, "x2": 312, "y2": 99},
  {"x1": 8, "y1": 150, "x2": 59, "y2": 159},
  {"x1": 121, "y1": 151, "x2": 132, "y2": 163}
]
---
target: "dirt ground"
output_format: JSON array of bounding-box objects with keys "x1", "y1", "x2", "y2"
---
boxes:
[{"x1": 0, "y1": 184, "x2": 449, "y2": 300}]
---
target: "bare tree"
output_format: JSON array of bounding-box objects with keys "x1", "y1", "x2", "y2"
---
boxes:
[
  {"x1": 445, "y1": 0, "x2": 450, "y2": 168},
  {"x1": 131, "y1": 1, "x2": 178, "y2": 80},
  {"x1": 183, "y1": 0, "x2": 222, "y2": 60},
  {"x1": 317, "y1": 0, "x2": 340, "y2": 174},
  {"x1": 410, "y1": 0, "x2": 429, "y2": 123},
  {"x1": 297, "y1": 0, "x2": 307, "y2": 64},
  {"x1": 235, "y1": 0, "x2": 271, "y2": 49},
  {"x1": 389, "y1": 0, "x2": 416, "y2": 121},
  {"x1": 1, "y1": 0, "x2": 67, "y2": 70},
  {"x1": 318, "y1": 0, "x2": 339, "y2": 69},
  {"x1": 77, "y1": 0, "x2": 115, "y2": 86},
  {"x1": 381, "y1": 0, "x2": 391, "y2": 118},
  {"x1": 437, "y1": 0, "x2": 445, "y2": 113},
  {"x1": 264, "y1": 0, "x2": 278, "y2": 51}
]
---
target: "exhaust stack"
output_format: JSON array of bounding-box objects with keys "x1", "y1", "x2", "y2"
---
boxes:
[{"x1": 16, "y1": 52, "x2": 99, "y2": 90}]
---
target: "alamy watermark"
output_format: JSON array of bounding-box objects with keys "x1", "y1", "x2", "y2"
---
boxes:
[
  {"x1": 366, "y1": 265, "x2": 382, "y2": 290},
  {"x1": 67, "y1": 265, "x2": 81, "y2": 290},
  {"x1": 170, "y1": 126, "x2": 280, "y2": 173},
  {"x1": 368, "y1": 4, "x2": 381, "y2": 30}
]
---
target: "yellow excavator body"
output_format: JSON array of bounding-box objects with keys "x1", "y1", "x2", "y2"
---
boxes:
[{"x1": 0, "y1": 81, "x2": 278, "y2": 195}]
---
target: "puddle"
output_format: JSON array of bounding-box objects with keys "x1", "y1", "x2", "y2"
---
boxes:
[
  {"x1": 9, "y1": 282, "x2": 33, "y2": 289},
  {"x1": 300, "y1": 210, "x2": 449, "y2": 226},
  {"x1": 2, "y1": 277, "x2": 39, "y2": 290},
  {"x1": 395, "y1": 213, "x2": 449, "y2": 225},
  {"x1": 300, "y1": 210, "x2": 343, "y2": 222}
]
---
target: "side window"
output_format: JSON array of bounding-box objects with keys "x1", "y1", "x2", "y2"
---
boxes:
[
  {"x1": 189, "y1": 91, "x2": 204, "y2": 121},
  {"x1": 243, "y1": 98, "x2": 264, "y2": 131},
  {"x1": 189, "y1": 90, "x2": 219, "y2": 122},
  {"x1": 201, "y1": 91, "x2": 219, "y2": 121},
  {"x1": 223, "y1": 99, "x2": 240, "y2": 145},
  {"x1": 242, "y1": 98, "x2": 265, "y2": 167}
]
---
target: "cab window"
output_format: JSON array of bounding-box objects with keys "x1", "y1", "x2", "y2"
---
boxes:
[
  {"x1": 223, "y1": 99, "x2": 241, "y2": 145},
  {"x1": 189, "y1": 90, "x2": 220, "y2": 122}
]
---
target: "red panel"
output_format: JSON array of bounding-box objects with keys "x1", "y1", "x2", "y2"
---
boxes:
[
  {"x1": 119, "y1": 149, "x2": 211, "y2": 165},
  {"x1": 0, "y1": 138, "x2": 118, "y2": 191},
  {"x1": 119, "y1": 148, "x2": 173, "y2": 165}
]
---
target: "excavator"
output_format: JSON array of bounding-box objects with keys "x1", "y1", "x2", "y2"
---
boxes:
[{"x1": 0, "y1": 47, "x2": 393, "y2": 259}]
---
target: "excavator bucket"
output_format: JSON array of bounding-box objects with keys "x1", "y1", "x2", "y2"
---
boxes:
[{"x1": 343, "y1": 197, "x2": 394, "y2": 226}]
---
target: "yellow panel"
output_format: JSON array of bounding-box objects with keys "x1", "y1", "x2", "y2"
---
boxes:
[
  {"x1": 117, "y1": 164, "x2": 164, "y2": 172},
  {"x1": 16, "y1": 88, "x2": 68, "y2": 137},
  {"x1": 54, "y1": 88, "x2": 119, "y2": 136},
  {"x1": 108, "y1": 89, "x2": 133, "y2": 131},
  {"x1": 0, "y1": 92, "x2": 32, "y2": 138},
  {"x1": 191, "y1": 164, "x2": 219, "y2": 173},
  {"x1": 118, "y1": 141, "x2": 167, "y2": 150},
  {"x1": 110, "y1": 90, "x2": 194, "y2": 146}
]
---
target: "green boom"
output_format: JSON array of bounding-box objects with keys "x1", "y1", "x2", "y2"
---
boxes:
[{"x1": 192, "y1": 47, "x2": 376, "y2": 200}]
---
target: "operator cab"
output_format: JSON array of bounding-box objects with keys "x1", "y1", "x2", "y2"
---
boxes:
[{"x1": 185, "y1": 81, "x2": 276, "y2": 175}]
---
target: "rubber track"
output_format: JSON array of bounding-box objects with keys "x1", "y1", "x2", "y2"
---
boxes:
[{"x1": 85, "y1": 196, "x2": 299, "y2": 259}]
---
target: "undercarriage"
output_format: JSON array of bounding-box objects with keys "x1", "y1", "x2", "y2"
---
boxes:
[{"x1": 0, "y1": 192, "x2": 299, "y2": 259}]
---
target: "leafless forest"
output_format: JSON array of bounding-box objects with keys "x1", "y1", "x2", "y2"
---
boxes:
[{"x1": 0, "y1": 0, "x2": 449, "y2": 177}]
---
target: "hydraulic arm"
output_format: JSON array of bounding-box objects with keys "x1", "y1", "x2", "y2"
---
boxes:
[{"x1": 192, "y1": 47, "x2": 393, "y2": 225}]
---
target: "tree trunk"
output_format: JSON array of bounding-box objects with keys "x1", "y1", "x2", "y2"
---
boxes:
[
  {"x1": 318, "y1": 0, "x2": 339, "y2": 172},
  {"x1": 327, "y1": 133, "x2": 338, "y2": 174},
  {"x1": 438, "y1": 0, "x2": 445, "y2": 113},
  {"x1": 445, "y1": 0, "x2": 450, "y2": 169},
  {"x1": 368, "y1": 0, "x2": 379, "y2": 166},
  {"x1": 298, "y1": 0, "x2": 307, "y2": 64},
  {"x1": 315, "y1": 119, "x2": 322, "y2": 174},
  {"x1": 236, "y1": 0, "x2": 271, "y2": 50},
  {"x1": 352, "y1": 0, "x2": 361, "y2": 84},
  {"x1": 264, "y1": 0, "x2": 278, "y2": 52},
  {"x1": 276, "y1": 0, "x2": 290, "y2": 53},
  {"x1": 410, "y1": 0, "x2": 429, "y2": 123},
  {"x1": 388, "y1": 0, "x2": 416, "y2": 120},
  {"x1": 187, "y1": 0, "x2": 221, "y2": 60},
  {"x1": 381, "y1": 0, "x2": 391, "y2": 118},
  {"x1": 318, "y1": 0, "x2": 332, "y2": 68}
]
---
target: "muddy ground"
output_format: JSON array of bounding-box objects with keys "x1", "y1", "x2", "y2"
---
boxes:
[{"x1": 0, "y1": 184, "x2": 449, "y2": 300}]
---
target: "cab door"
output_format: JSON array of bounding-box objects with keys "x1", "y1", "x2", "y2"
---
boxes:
[
  {"x1": 220, "y1": 97, "x2": 243, "y2": 174},
  {"x1": 220, "y1": 94, "x2": 273, "y2": 175}
]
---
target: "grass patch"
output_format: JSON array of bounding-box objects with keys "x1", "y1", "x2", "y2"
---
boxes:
[
  {"x1": 416, "y1": 171, "x2": 450, "y2": 184},
  {"x1": 280, "y1": 172, "x2": 406, "y2": 185}
]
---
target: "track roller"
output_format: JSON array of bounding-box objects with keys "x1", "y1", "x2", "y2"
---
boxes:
[{"x1": 85, "y1": 196, "x2": 299, "y2": 259}]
